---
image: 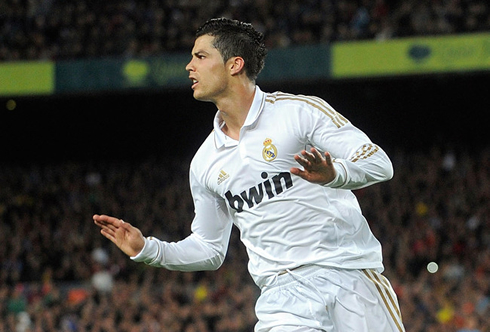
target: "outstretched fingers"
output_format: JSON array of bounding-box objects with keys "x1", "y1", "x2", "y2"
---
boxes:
[
  {"x1": 307, "y1": 148, "x2": 324, "y2": 163},
  {"x1": 93, "y1": 214, "x2": 122, "y2": 225},
  {"x1": 291, "y1": 148, "x2": 336, "y2": 184},
  {"x1": 324, "y1": 151, "x2": 333, "y2": 166},
  {"x1": 294, "y1": 148, "x2": 326, "y2": 169},
  {"x1": 92, "y1": 214, "x2": 145, "y2": 257},
  {"x1": 93, "y1": 214, "x2": 124, "y2": 239},
  {"x1": 100, "y1": 227, "x2": 116, "y2": 242}
]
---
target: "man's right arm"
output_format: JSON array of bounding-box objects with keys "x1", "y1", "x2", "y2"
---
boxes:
[{"x1": 131, "y1": 169, "x2": 233, "y2": 271}]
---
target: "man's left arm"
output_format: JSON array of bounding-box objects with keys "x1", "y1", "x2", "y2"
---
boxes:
[{"x1": 291, "y1": 110, "x2": 393, "y2": 190}]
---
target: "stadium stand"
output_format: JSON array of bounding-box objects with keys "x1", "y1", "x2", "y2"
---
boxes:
[{"x1": 0, "y1": 0, "x2": 489, "y2": 61}]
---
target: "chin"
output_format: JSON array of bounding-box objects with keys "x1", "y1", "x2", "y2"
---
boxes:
[
  {"x1": 193, "y1": 94, "x2": 205, "y2": 101},
  {"x1": 193, "y1": 91, "x2": 212, "y2": 102},
  {"x1": 192, "y1": 89, "x2": 203, "y2": 99}
]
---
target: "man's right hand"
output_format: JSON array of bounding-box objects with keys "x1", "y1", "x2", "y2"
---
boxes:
[{"x1": 93, "y1": 214, "x2": 145, "y2": 257}]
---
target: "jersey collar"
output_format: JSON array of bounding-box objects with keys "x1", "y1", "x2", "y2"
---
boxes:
[{"x1": 212, "y1": 86, "x2": 266, "y2": 149}]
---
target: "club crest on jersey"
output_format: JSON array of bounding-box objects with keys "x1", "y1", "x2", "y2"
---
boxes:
[{"x1": 262, "y1": 138, "x2": 277, "y2": 162}]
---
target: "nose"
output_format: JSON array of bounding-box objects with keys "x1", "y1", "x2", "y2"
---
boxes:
[{"x1": 186, "y1": 58, "x2": 194, "y2": 72}]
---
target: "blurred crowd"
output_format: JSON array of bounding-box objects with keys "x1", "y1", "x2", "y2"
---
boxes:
[
  {"x1": 2, "y1": 1, "x2": 490, "y2": 331},
  {"x1": 1, "y1": 0, "x2": 490, "y2": 61},
  {"x1": 0, "y1": 157, "x2": 258, "y2": 331},
  {"x1": 0, "y1": 145, "x2": 489, "y2": 331}
]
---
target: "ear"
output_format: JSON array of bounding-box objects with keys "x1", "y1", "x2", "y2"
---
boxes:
[{"x1": 228, "y1": 56, "x2": 245, "y2": 76}]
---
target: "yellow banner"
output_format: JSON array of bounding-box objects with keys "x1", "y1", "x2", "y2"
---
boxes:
[
  {"x1": 0, "y1": 61, "x2": 55, "y2": 96},
  {"x1": 332, "y1": 33, "x2": 490, "y2": 78}
]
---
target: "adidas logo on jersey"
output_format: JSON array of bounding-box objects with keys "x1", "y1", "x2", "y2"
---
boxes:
[{"x1": 217, "y1": 170, "x2": 229, "y2": 185}]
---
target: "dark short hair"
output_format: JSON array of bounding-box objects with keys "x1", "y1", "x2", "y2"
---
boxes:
[{"x1": 196, "y1": 18, "x2": 267, "y2": 81}]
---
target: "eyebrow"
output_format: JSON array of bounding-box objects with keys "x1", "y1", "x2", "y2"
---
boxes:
[{"x1": 192, "y1": 50, "x2": 209, "y2": 57}]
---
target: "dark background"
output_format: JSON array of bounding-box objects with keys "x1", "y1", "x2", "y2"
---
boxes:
[{"x1": 1, "y1": 71, "x2": 488, "y2": 164}]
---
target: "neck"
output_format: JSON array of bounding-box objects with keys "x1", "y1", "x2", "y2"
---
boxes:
[{"x1": 217, "y1": 83, "x2": 256, "y2": 140}]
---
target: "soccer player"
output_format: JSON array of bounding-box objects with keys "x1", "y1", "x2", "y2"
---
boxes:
[{"x1": 94, "y1": 18, "x2": 405, "y2": 331}]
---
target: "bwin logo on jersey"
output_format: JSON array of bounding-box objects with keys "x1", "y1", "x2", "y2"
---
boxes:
[
  {"x1": 225, "y1": 171, "x2": 293, "y2": 213},
  {"x1": 262, "y1": 138, "x2": 277, "y2": 162}
]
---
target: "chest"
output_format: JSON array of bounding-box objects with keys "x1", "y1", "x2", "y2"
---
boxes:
[{"x1": 205, "y1": 117, "x2": 306, "y2": 203}]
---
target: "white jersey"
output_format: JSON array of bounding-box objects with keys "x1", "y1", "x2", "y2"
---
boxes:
[{"x1": 132, "y1": 86, "x2": 393, "y2": 288}]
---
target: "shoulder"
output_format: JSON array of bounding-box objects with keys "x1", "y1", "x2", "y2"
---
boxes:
[
  {"x1": 265, "y1": 91, "x2": 333, "y2": 114},
  {"x1": 265, "y1": 91, "x2": 323, "y2": 105},
  {"x1": 264, "y1": 91, "x2": 348, "y2": 127},
  {"x1": 191, "y1": 130, "x2": 215, "y2": 169}
]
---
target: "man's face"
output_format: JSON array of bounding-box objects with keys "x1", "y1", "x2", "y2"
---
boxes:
[{"x1": 186, "y1": 35, "x2": 229, "y2": 103}]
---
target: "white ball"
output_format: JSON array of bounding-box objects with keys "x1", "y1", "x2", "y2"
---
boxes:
[
  {"x1": 427, "y1": 262, "x2": 439, "y2": 273},
  {"x1": 92, "y1": 271, "x2": 114, "y2": 292}
]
